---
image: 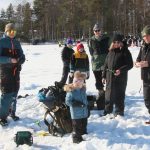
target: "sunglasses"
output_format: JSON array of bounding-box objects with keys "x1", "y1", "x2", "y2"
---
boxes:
[
  {"x1": 7, "y1": 30, "x2": 17, "y2": 36},
  {"x1": 94, "y1": 30, "x2": 100, "y2": 32}
]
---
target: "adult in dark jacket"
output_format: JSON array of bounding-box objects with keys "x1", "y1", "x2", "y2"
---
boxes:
[
  {"x1": 56, "y1": 39, "x2": 74, "y2": 86},
  {"x1": 0, "y1": 23, "x2": 25, "y2": 126},
  {"x1": 88, "y1": 23, "x2": 109, "y2": 94},
  {"x1": 135, "y1": 25, "x2": 150, "y2": 122},
  {"x1": 102, "y1": 34, "x2": 133, "y2": 116}
]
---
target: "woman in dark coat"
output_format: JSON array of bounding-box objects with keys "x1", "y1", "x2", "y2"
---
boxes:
[{"x1": 102, "y1": 34, "x2": 133, "y2": 116}]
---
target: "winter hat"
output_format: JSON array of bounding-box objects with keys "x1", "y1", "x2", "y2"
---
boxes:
[
  {"x1": 5, "y1": 23, "x2": 15, "y2": 32},
  {"x1": 141, "y1": 25, "x2": 150, "y2": 37},
  {"x1": 73, "y1": 71, "x2": 86, "y2": 81},
  {"x1": 77, "y1": 43, "x2": 84, "y2": 51},
  {"x1": 112, "y1": 34, "x2": 124, "y2": 42},
  {"x1": 67, "y1": 39, "x2": 73, "y2": 45},
  {"x1": 93, "y1": 23, "x2": 101, "y2": 31}
]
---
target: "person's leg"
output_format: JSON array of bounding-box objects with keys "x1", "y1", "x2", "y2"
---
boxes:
[
  {"x1": 93, "y1": 70, "x2": 104, "y2": 90},
  {"x1": 9, "y1": 72, "x2": 20, "y2": 121},
  {"x1": 114, "y1": 86, "x2": 126, "y2": 116},
  {"x1": 72, "y1": 119, "x2": 83, "y2": 143},
  {"x1": 81, "y1": 118, "x2": 87, "y2": 135},
  {"x1": 60, "y1": 66, "x2": 70, "y2": 84},
  {"x1": 143, "y1": 82, "x2": 150, "y2": 114},
  {"x1": 0, "y1": 92, "x2": 15, "y2": 125}
]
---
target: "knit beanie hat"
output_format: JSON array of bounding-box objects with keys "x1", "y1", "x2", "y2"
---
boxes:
[
  {"x1": 67, "y1": 39, "x2": 73, "y2": 45},
  {"x1": 112, "y1": 34, "x2": 124, "y2": 42},
  {"x1": 77, "y1": 43, "x2": 84, "y2": 51},
  {"x1": 141, "y1": 25, "x2": 150, "y2": 37},
  {"x1": 5, "y1": 23, "x2": 15, "y2": 32},
  {"x1": 93, "y1": 23, "x2": 100, "y2": 31}
]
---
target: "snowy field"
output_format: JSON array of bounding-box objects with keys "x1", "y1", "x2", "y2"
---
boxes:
[{"x1": 0, "y1": 43, "x2": 150, "y2": 150}]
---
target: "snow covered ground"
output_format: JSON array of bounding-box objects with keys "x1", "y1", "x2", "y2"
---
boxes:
[{"x1": 0, "y1": 43, "x2": 150, "y2": 150}]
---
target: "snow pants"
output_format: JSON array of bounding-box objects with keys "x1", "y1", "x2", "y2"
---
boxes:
[{"x1": 0, "y1": 70, "x2": 20, "y2": 119}]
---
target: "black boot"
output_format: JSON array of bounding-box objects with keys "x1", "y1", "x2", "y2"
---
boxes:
[
  {"x1": 0, "y1": 119, "x2": 8, "y2": 126},
  {"x1": 72, "y1": 134, "x2": 83, "y2": 144},
  {"x1": 10, "y1": 113, "x2": 20, "y2": 121}
]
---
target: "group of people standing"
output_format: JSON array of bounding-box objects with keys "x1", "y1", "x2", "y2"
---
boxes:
[
  {"x1": 57, "y1": 24, "x2": 150, "y2": 143},
  {"x1": 0, "y1": 22, "x2": 150, "y2": 144}
]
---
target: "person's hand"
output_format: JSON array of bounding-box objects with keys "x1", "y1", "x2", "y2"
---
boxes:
[
  {"x1": 114, "y1": 69, "x2": 120, "y2": 76},
  {"x1": 102, "y1": 78, "x2": 106, "y2": 84},
  {"x1": 140, "y1": 61, "x2": 149, "y2": 68},
  {"x1": 11, "y1": 58, "x2": 17, "y2": 64},
  {"x1": 135, "y1": 61, "x2": 143, "y2": 68},
  {"x1": 135, "y1": 61, "x2": 149, "y2": 68},
  {"x1": 69, "y1": 72, "x2": 74, "y2": 78}
]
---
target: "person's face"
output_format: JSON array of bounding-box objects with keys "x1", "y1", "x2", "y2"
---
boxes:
[
  {"x1": 6, "y1": 30, "x2": 16, "y2": 38},
  {"x1": 143, "y1": 35, "x2": 150, "y2": 44},
  {"x1": 113, "y1": 41, "x2": 121, "y2": 48},
  {"x1": 94, "y1": 29, "x2": 101, "y2": 36},
  {"x1": 67, "y1": 44, "x2": 73, "y2": 48},
  {"x1": 73, "y1": 78, "x2": 84, "y2": 88}
]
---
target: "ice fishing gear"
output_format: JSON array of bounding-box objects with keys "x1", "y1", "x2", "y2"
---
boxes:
[
  {"x1": 14, "y1": 131, "x2": 33, "y2": 147},
  {"x1": 38, "y1": 82, "x2": 72, "y2": 136}
]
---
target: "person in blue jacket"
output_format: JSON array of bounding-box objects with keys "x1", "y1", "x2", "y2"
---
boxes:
[
  {"x1": 0, "y1": 23, "x2": 25, "y2": 126},
  {"x1": 64, "y1": 71, "x2": 88, "y2": 143}
]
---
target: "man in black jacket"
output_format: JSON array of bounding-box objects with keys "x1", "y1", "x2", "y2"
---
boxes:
[{"x1": 135, "y1": 25, "x2": 150, "y2": 122}]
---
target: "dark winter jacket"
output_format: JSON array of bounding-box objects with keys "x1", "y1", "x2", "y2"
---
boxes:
[
  {"x1": 88, "y1": 35, "x2": 109, "y2": 71},
  {"x1": 0, "y1": 35, "x2": 25, "y2": 77},
  {"x1": 103, "y1": 46, "x2": 133, "y2": 101},
  {"x1": 70, "y1": 50, "x2": 89, "y2": 73},
  {"x1": 61, "y1": 46, "x2": 74, "y2": 66},
  {"x1": 64, "y1": 84, "x2": 88, "y2": 119},
  {"x1": 136, "y1": 43, "x2": 150, "y2": 82}
]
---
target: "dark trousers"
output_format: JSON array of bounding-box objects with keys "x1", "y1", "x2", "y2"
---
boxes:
[
  {"x1": 60, "y1": 65, "x2": 72, "y2": 84},
  {"x1": 72, "y1": 118, "x2": 87, "y2": 137},
  {"x1": 105, "y1": 83, "x2": 126, "y2": 115},
  {"x1": 143, "y1": 81, "x2": 150, "y2": 114},
  {"x1": 0, "y1": 71, "x2": 20, "y2": 119},
  {"x1": 93, "y1": 70, "x2": 104, "y2": 90},
  {"x1": 60, "y1": 65, "x2": 70, "y2": 84}
]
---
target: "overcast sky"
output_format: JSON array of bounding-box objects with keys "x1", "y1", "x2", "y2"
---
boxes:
[{"x1": 0, "y1": 0, "x2": 32, "y2": 11}]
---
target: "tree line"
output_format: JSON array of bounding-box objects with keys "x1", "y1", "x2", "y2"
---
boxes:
[{"x1": 0, "y1": 0, "x2": 150, "y2": 42}]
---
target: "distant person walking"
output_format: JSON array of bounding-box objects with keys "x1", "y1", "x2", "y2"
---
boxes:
[
  {"x1": 135, "y1": 25, "x2": 150, "y2": 123},
  {"x1": 0, "y1": 23, "x2": 25, "y2": 126}
]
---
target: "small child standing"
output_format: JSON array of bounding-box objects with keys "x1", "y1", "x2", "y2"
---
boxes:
[{"x1": 64, "y1": 71, "x2": 88, "y2": 143}]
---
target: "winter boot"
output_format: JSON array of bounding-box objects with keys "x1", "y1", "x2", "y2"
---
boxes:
[
  {"x1": 72, "y1": 134, "x2": 83, "y2": 144},
  {"x1": 0, "y1": 119, "x2": 8, "y2": 126},
  {"x1": 10, "y1": 113, "x2": 20, "y2": 121},
  {"x1": 96, "y1": 89, "x2": 105, "y2": 110}
]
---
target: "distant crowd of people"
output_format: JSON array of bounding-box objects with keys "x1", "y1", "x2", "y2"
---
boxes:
[{"x1": 0, "y1": 22, "x2": 150, "y2": 144}]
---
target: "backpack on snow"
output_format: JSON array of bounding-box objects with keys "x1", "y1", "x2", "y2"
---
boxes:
[{"x1": 38, "y1": 82, "x2": 72, "y2": 136}]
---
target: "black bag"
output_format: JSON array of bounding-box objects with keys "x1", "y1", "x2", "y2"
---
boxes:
[
  {"x1": 38, "y1": 82, "x2": 72, "y2": 136},
  {"x1": 14, "y1": 131, "x2": 33, "y2": 147},
  {"x1": 38, "y1": 84, "x2": 66, "y2": 111},
  {"x1": 44, "y1": 104, "x2": 72, "y2": 136}
]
